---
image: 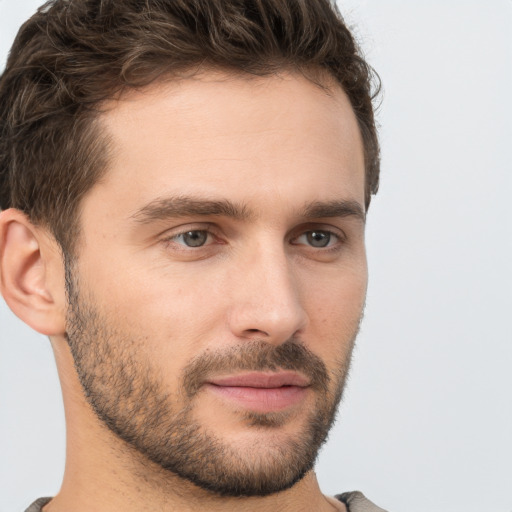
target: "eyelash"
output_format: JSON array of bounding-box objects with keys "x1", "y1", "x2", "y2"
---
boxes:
[
  {"x1": 161, "y1": 227, "x2": 218, "y2": 249},
  {"x1": 292, "y1": 229, "x2": 343, "y2": 250},
  {"x1": 161, "y1": 226, "x2": 345, "y2": 252}
]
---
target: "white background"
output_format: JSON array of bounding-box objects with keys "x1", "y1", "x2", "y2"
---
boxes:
[{"x1": 1, "y1": 1, "x2": 511, "y2": 511}]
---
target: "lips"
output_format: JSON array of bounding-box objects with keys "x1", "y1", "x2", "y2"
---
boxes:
[
  {"x1": 208, "y1": 371, "x2": 310, "y2": 388},
  {"x1": 205, "y1": 371, "x2": 310, "y2": 413}
]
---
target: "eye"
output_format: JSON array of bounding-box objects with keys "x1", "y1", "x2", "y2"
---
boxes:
[
  {"x1": 294, "y1": 230, "x2": 339, "y2": 248},
  {"x1": 171, "y1": 230, "x2": 210, "y2": 247}
]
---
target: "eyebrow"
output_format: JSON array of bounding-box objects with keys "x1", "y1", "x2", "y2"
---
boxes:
[
  {"x1": 301, "y1": 200, "x2": 366, "y2": 224},
  {"x1": 131, "y1": 196, "x2": 252, "y2": 223},
  {"x1": 131, "y1": 195, "x2": 365, "y2": 224}
]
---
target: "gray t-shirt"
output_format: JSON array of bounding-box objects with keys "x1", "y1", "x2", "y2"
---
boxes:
[{"x1": 25, "y1": 492, "x2": 387, "y2": 511}]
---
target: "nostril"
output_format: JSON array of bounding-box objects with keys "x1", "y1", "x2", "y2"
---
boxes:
[{"x1": 245, "y1": 328, "x2": 269, "y2": 336}]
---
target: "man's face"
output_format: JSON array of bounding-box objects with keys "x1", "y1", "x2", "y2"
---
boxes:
[{"x1": 66, "y1": 72, "x2": 367, "y2": 496}]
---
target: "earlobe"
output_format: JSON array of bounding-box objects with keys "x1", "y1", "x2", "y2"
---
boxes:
[{"x1": 0, "y1": 208, "x2": 67, "y2": 336}]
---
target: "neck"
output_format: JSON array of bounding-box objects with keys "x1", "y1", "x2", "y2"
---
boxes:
[{"x1": 50, "y1": 461, "x2": 338, "y2": 512}]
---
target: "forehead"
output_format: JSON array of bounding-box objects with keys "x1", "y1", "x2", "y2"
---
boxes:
[{"x1": 92, "y1": 71, "x2": 365, "y2": 217}]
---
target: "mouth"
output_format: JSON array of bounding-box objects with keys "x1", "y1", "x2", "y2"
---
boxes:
[{"x1": 205, "y1": 371, "x2": 311, "y2": 413}]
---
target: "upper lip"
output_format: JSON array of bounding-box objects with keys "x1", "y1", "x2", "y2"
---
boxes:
[{"x1": 207, "y1": 371, "x2": 310, "y2": 389}]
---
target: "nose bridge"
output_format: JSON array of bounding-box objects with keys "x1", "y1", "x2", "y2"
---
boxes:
[{"x1": 227, "y1": 237, "x2": 308, "y2": 343}]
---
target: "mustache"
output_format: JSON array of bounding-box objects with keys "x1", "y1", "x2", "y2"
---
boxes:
[{"x1": 181, "y1": 339, "x2": 330, "y2": 398}]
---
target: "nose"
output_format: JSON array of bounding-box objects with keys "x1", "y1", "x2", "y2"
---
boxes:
[{"x1": 227, "y1": 242, "x2": 308, "y2": 344}]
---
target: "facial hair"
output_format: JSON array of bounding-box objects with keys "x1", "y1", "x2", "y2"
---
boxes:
[{"x1": 64, "y1": 265, "x2": 357, "y2": 497}]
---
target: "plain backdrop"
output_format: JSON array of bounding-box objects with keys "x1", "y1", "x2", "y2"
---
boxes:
[{"x1": 1, "y1": 1, "x2": 511, "y2": 511}]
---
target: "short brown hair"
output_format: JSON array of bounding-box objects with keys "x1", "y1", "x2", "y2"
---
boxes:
[{"x1": 0, "y1": 0, "x2": 380, "y2": 255}]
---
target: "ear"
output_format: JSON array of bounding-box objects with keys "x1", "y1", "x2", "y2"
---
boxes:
[{"x1": 0, "y1": 208, "x2": 67, "y2": 336}]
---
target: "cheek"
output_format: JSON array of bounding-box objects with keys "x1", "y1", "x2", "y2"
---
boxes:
[
  {"x1": 75, "y1": 259, "x2": 226, "y2": 382},
  {"x1": 303, "y1": 265, "x2": 367, "y2": 348},
  {"x1": 81, "y1": 247, "x2": 221, "y2": 324}
]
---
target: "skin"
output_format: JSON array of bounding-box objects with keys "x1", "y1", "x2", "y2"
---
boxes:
[{"x1": 0, "y1": 70, "x2": 367, "y2": 511}]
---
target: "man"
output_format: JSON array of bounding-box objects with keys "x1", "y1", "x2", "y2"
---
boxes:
[{"x1": 0, "y1": 0, "x2": 385, "y2": 510}]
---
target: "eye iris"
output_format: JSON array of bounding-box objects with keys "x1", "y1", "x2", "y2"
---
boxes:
[
  {"x1": 183, "y1": 231, "x2": 207, "y2": 247},
  {"x1": 307, "y1": 231, "x2": 330, "y2": 248}
]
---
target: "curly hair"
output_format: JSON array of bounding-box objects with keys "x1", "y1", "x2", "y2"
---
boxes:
[{"x1": 0, "y1": 0, "x2": 380, "y2": 255}]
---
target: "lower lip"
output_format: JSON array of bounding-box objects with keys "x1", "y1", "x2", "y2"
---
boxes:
[{"x1": 205, "y1": 384, "x2": 308, "y2": 413}]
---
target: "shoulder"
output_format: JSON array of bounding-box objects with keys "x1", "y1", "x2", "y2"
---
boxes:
[
  {"x1": 336, "y1": 491, "x2": 389, "y2": 512},
  {"x1": 24, "y1": 497, "x2": 52, "y2": 512}
]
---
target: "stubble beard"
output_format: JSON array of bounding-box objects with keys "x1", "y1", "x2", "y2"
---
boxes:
[{"x1": 64, "y1": 265, "x2": 358, "y2": 497}]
